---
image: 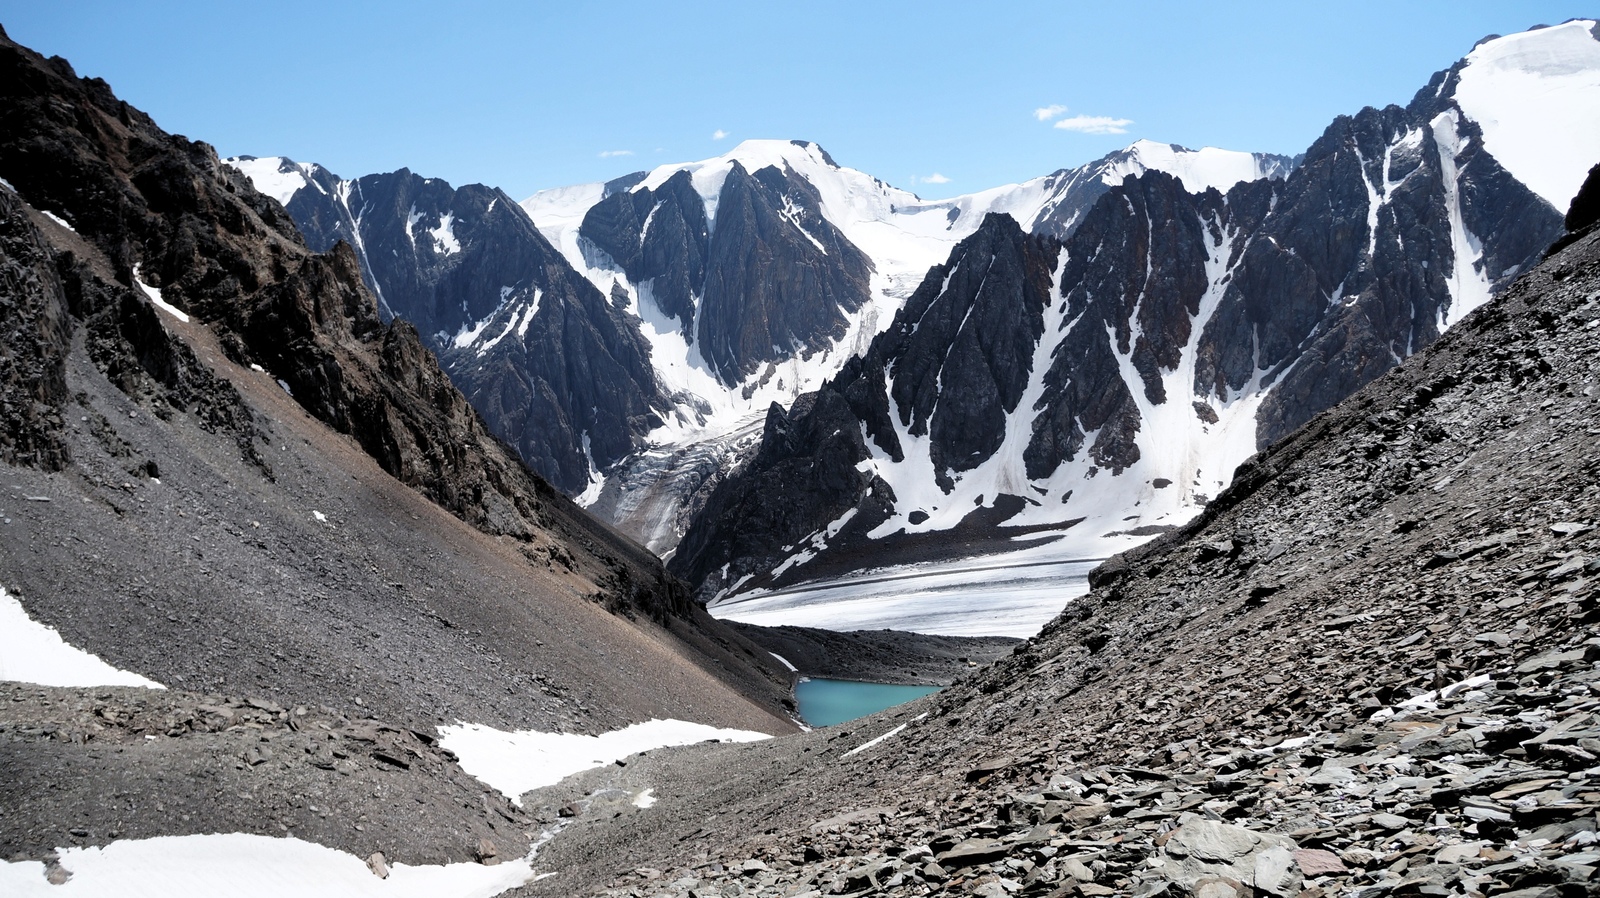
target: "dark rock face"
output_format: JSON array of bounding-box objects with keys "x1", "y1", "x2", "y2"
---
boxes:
[
  {"x1": 671, "y1": 390, "x2": 895, "y2": 597},
  {"x1": 1025, "y1": 174, "x2": 1227, "y2": 480},
  {"x1": 1238, "y1": 83, "x2": 1559, "y2": 443},
  {"x1": 673, "y1": 73, "x2": 1565, "y2": 601},
  {"x1": 0, "y1": 28, "x2": 690, "y2": 623},
  {"x1": 580, "y1": 169, "x2": 708, "y2": 328},
  {"x1": 1569, "y1": 161, "x2": 1600, "y2": 232},
  {"x1": 1552, "y1": 160, "x2": 1600, "y2": 253},
  {"x1": 253, "y1": 160, "x2": 666, "y2": 494},
  {"x1": 671, "y1": 213, "x2": 1059, "y2": 594},
  {"x1": 884, "y1": 215, "x2": 1057, "y2": 485},
  {"x1": 578, "y1": 156, "x2": 875, "y2": 385},
  {"x1": 696, "y1": 162, "x2": 874, "y2": 384},
  {"x1": 0, "y1": 189, "x2": 71, "y2": 470}
]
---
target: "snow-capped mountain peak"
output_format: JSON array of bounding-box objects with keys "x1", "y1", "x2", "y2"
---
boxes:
[
  {"x1": 634, "y1": 139, "x2": 850, "y2": 215},
  {"x1": 1106, "y1": 139, "x2": 1297, "y2": 194}
]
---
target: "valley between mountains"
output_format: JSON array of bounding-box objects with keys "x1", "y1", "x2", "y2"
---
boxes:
[
  {"x1": 228, "y1": 22, "x2": 1600, "y2": 636},
  {"x1": 2, "y1": 14, "x2": 1600, "y2": 898}
]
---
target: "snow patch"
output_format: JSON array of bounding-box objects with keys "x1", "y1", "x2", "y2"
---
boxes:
[
  {"x1": 430, "y1": 212, "x2": 462, "y2": 255},
  {"x1": 573, "y1": 432, "x2": 606, "y2": 507},
  {"x1": 40, "y1": 210, "x2": 74, "y2": 232},
  {"x1": 131, "y1": 264, "x2": 188, "y2": 323},
  {"x1": 436, "y1": 719, "x2": 770, "y2": 806},
  {"x1": 1111, "y1": 139, "x2": 1288, "y2": 195},
  {"x1": 0, "y1": 584, "x2": 164, "y2": 689},
  {"x1": 1431, "y1": 110, "x2": 1494, "y2": 329},
  {"x1": 223, "y1": 156, "x2": 320, "y2": 207},
  {"x1": 843, "y1": 723, "x2": 908, "y2": 758},
  {"x1": 0, "y1": 833, "x2": 533, "y2": 897},
  {"x1": 475, "y1": 289, "x2": 542, "y2": 357},
  {"x1": 452, "y1": 313, "x2": 497, "y2": 350}
]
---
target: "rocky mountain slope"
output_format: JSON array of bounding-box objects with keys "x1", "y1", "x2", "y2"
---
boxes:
[
  {"x1": 508, "y1": 162, "x2": 1600, "y2": 898},
  {"x1": 0, "y1": 24, "x2": 795, "y2": 868},
  {"x1": 672, "y1": 21, "x2": 1595, "y2": 603},
  {"x1": 222, "y1": 156, "x2": 667, "y2": 495}
]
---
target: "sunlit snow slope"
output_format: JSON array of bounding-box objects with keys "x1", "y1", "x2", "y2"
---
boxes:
[{"x1": 1452, "y1": 19, "x2": 1600, "y2": 211}]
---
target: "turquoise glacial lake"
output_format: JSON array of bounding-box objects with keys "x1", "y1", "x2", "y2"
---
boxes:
[{"x1": 794, "y1": 678, "x2": 939, "y2": 727}]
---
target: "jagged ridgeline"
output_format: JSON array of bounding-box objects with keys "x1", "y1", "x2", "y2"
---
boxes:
[
  {"x1": 239, "y1": 138, "x2": 1301, "y2": 553},
  {"x1": 674, "y1": 23, "x2": 1593, "y2": 600}
]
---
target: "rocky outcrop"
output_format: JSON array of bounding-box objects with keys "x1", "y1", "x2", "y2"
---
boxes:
[
  {"x1": 1241, "y1": 88, "x2": 1557, "y2": 443},
  {"x1": 580, "y1": 169, "x2": 708, "y2": 328},
  {"x1": 695, "y1": 161, "x2": 875, "y2": 384},
  {"x1": 1, "y1": 684, "x2": 534, "y2": 865},
  {"x1": 0, "y1": 189, "x2": 71, "y2": 470}
]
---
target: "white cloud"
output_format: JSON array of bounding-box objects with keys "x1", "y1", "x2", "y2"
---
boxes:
[
  {"x1": 1053, "y1": 115, "x2": 1134, "y2": 135},
  {"x1": 711, "y1": 129, "x2": 729, "y2": 141},
  {"x1": 598, "y1": 149, "x2": 634, "y2": 158},
  {"x1": 922, "y1": 173, "x2": 951, "y2": 184},
  {"x1": 1033, "y1": 104, "x2": 1069, "y2": 122}
]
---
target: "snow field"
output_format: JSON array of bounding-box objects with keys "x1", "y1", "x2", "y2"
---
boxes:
[
  {"x1": 0, "y1": 584, "x2": 164, "y2": 689},
  {"x1": 223, "y1": 156, "x2": 321, "y2": 207},
  {"x1": 0, "y1": 834, "x2": 535, "y2": 898},
  {"x1": 711, "y1": 557, "x2": 1100, "y2": 638},
  {"x1": 436, "y1": 718, "x2": 771, "y2": 806}
]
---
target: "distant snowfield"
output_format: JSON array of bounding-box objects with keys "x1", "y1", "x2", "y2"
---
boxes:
[
  {"x1": 0, "y1": 834, "x2": 534, "y2": 898},
  {"x1": 437, "y1": 718, "x2": 771, "y2": 805},
  {"x1": 709, "y1": 550, "x2": 1103, "y2": 638},
  {"x1": 0, "y1": 585, "x2": 165, "y2": 689}
]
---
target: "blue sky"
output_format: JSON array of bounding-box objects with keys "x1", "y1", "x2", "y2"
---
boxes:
[{"x1": 0, "y1": 2, "x2": 1585, "y2": 199}]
